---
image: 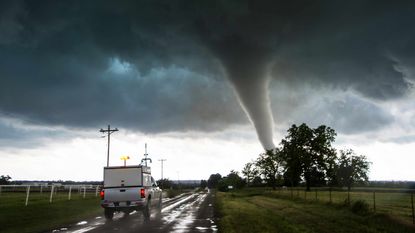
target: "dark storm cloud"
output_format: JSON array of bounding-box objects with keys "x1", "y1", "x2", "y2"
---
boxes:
[
  {"x1": 0, "y1": 113, "x2": 71, "y2": 148},
  {"x1": 0, "y1": 0, "x2": 247, "y2": 132},
  {"x1": 271, "y1": 1, "x2": 415, "y2": 100},
  {"x1": 0, "y1": 0, "x2": 414, "y2": 146},
  {"x1": 268, "y1": 83, "x2": 395, "y2": 134},
  {"x1": 298, "y1": 96, "x2": 394, "y2": 134}
]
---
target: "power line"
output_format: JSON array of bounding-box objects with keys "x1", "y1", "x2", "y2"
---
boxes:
[{"x1": 99, "y1": 125, "x2": 118, "y2": 167}]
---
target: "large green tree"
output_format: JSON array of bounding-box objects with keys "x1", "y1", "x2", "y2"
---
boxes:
[
  {"x1": 242, "y1": 161, "x2": 257, "y2": 186},
  {"x1": 225, "y1": 170, "x2": 245, "y2": 189},
  {"x1": 207, "y1": 173, "x2": 222, "y2": 189},
  {"x1": 216, "y1": 170, "x2": 245, "y2": 192},
  {"x1": 255, "y1": 149, "x2": 284, "y2": 189},
  {"x1": 336, "y1": 149, "x2": 370, "y2": 191},
  {"x1": 281, "y1": 123, "x2": 337, "y2": 191}
]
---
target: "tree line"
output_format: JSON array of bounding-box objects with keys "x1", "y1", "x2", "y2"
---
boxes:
[{"x1": 209, "y1": 123, "x2": 371, "y2": 191}]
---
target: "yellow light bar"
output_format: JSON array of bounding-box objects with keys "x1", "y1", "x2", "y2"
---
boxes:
[{"x1": 120, "y1": 156, "x2": 130, "y2": 161}]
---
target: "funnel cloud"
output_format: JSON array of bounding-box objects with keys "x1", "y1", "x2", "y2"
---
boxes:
[
  {"x1": 225, "y1": 62, "x2": 275, "y2": 150},
  {"x1": 216, "y1": 42, "x2": 276, "y2": 150}
]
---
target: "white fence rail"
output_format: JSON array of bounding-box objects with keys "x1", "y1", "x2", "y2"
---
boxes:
[{"x1": 0, "y1": 184, "x2": 102, "y2": 206}]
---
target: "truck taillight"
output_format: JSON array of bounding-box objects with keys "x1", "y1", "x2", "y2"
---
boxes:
[
  {"x1": 100, "y1": 190, "x2": 105, "y2": 200},
  {"x1": 140, "y1": 188, "x2": 145, "y2": 198}
]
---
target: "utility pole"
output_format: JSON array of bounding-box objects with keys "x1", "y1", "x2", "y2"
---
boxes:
[
  {"x1": 158, "y1": 159, "x2": 166, "y2": 189},
  {"x1": 158, "y1": 159, "x2": 167, "y2": 180},
  {"x1": 100, "y1": 125, "x2": 119, "y2": 167},
  {"x1": 177, "y1": 171, "x2": 181, "y2": 191}
]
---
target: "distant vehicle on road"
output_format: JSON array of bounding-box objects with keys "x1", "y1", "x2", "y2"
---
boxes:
[{"x1": 100, "y1": 165, "x2": 162, "y2": 219}]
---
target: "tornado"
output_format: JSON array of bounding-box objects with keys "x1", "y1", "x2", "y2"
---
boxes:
[
  {"x1": 213, "y1": 38, "x2": 276, "y2": 150},
  {"x1": 226, "y1": 63, "x2": 276, "y2": 150}
]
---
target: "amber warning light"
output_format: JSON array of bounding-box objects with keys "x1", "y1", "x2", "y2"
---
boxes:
[{"x1": 120, "y1": 155, "x2": 130, "y2": 166}]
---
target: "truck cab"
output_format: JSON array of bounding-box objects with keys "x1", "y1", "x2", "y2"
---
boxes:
[{"x1": 100, "y1": 165, "x2": 162, "y2": 219}]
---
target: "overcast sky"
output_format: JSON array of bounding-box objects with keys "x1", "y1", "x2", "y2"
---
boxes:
[{"x1": 1, "y1": 0, "x2": 414, "y2": 181}]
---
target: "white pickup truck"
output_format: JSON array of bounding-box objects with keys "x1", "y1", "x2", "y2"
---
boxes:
[{"x1": 100, "y1": 165, "x2": 162, "y2": 219}]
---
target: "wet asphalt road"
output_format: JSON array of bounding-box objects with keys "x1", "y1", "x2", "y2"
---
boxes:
[{"x1": 51, "y1": 190, "x2": 217, "y2": 233}]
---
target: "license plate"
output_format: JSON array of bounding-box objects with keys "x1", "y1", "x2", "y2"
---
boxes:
[{"x1": 118, "y1": 202, "x2": 127, "y2": 206}]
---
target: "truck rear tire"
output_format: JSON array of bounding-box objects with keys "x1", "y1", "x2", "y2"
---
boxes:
[
  {"x1": 143, "y1": 201, "x2": 150, "y2": 219},
  {"x1": 104, "y1": 208, "x2": 114, "y2": 220}
]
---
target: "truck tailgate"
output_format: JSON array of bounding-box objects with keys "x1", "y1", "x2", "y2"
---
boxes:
[{"x1": 104, "y1": 187, "x2": 142, "y2": 202}]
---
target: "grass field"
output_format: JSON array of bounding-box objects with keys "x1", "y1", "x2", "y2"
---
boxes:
[
  {"x1": 0, "y1": 192, "x2": 102, "y2": 233},
  {"x1": 271, "y1": 187, "x2": 415, "y2": 225},
  {"x1": 216, "y1": 188, "x2": 415, "y2": 233}
]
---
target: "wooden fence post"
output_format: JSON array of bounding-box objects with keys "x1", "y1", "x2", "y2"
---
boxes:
[
  {"x1": 49, "y1": 185, "x2": 54, "y2": 203},
  {"x1": 68, "y1": 186, "x2": 72, "y2": 200},
  {"x1": 411, "y1": 193, "x2": 414, "y2": 224},
  {"x1": 25, "y1": 186, "x2": 30, "y2": 206},
  {"x1": 83, "y1": 186, "x2": 86, "y2": 199},
  {"x1": 373, "y1": 191, "x2": 376, "y2": 212},
  {"x1": 95, "y1": 185, "x2": 99, "y2": 197}
]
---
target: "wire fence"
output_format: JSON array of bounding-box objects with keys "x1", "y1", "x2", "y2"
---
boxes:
[
  {"x1": 0, "y1": 184, "x2": 102, "y2": 206},
  {"x1": 269, "y1": 187, "x2": 415, "y2": 225}
]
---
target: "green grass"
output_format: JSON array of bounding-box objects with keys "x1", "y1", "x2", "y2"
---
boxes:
[
  {"x1": 0, "y1": 192, "x2": 102, "y2": 233},
  {"x1": 271, "y1": 188, "x2": 414, "y2": 225},
  {"x1": 216, "y1": 189, "x2": 415, "y2": 233}
]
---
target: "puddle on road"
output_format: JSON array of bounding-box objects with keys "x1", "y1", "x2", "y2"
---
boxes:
[
  {"x1": 162, "y1": 194, "x2": 197, "y2": 213},
  {"x1": 163, "y1": 194, "x2": 202, "y2": 223},
  {"x1": 70, "y1": 226, "x2": 98, "y2": 233},
  {"x1": 162, "y1": 193, "x2": 210, "y2": 233},
  {"x1": 54, "y1": 192, "x2": 215, "y2": 233},
  {"x1": 202, "y1": 218, "x2": 218, "y2": 232},
  {"x1": 52, "y1": 227, "x2": 68, "y2": 232}
]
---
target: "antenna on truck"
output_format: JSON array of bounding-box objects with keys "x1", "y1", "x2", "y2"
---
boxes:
[{"x1": 141, "y1": 143, "x2": 152, "y2": 166}]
